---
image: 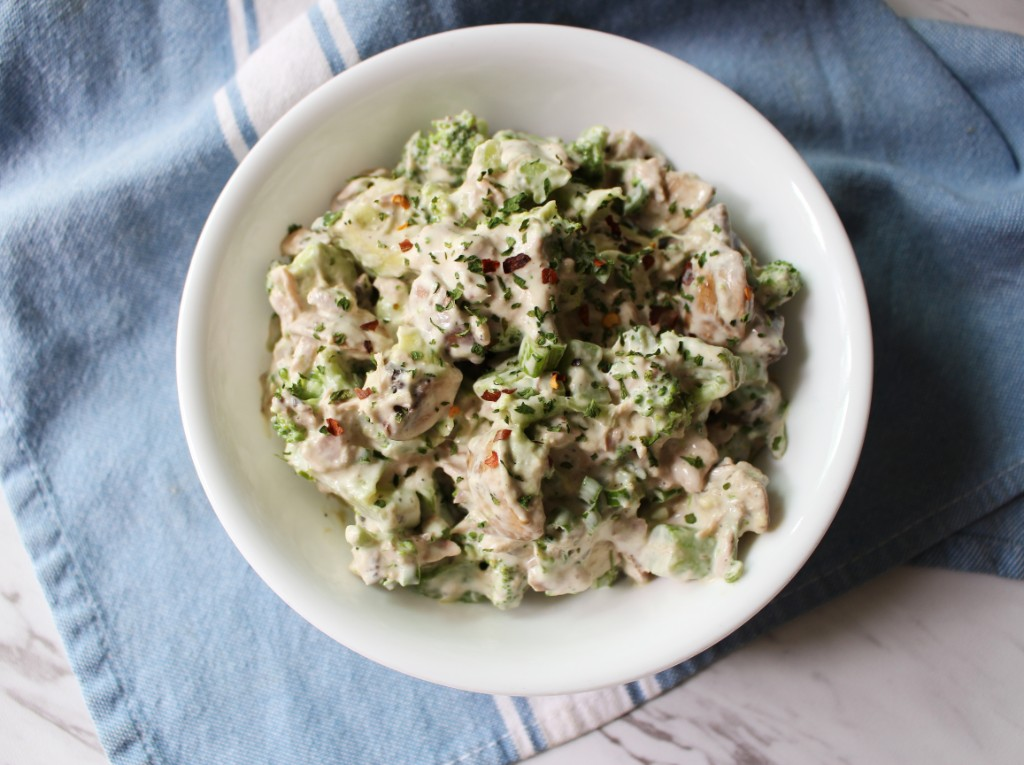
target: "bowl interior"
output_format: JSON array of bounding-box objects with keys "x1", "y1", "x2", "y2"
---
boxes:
[{"x1": 177, "y1": 24, "x2": 872, "y2": 695}]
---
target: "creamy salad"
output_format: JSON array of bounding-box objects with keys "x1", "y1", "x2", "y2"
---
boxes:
[{"x1": 263, "y1": 112, "x2": 801, "y2": 608}]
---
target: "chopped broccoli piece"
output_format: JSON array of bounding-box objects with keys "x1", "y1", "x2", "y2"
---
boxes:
[
  {"x1": 568, "y1": 125, "x2": 609, "y2": 183},
  {"x1": 755, "y1": 260, "x2": 802, "y2": 310},
  {"x1": 271, "y1": 414, "x2": 306, "y2": 443},
  {"x1": 396, "y1": 111, "x2": 489, "y2": 186}
]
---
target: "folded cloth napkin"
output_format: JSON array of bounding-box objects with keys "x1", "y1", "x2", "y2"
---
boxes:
[{"x1": 2, "y1": 1, "x2": 1022, "y2": 762}]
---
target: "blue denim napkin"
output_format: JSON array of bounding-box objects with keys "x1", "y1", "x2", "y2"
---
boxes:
[{"x1": 2, "y1": 1, "x2": 1022, "y2": 763}]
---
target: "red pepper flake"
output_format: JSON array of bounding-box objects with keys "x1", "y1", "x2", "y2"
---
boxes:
[
  {"x1": 579, "y1": 304, "x2": 590, "y2": 326},
  {"x1": 324, "y1": 418, "x2": 344, "y2": 436},
  {"x1": 502, "y1": 252, "x2": 531, "y2": 273},
  {"x1": 550, "y1": 372, "x2": 561, "y2": 390},
  {"x1": 642, "y1": 253, "x2": 655, "y2": 270},
  {"x1": 481, "y1": 258, "x2": 499, "y2": 273},
  {"x1": 602, "y1": 312, "x2": 621, "y2": 329},
  {"x1": 360, "y1": 320, "x2": 379, "y2": 331},
  {"x1": 501, "y1": 388, "x2": 516, "y2": 395},
  {"x1": 483, "y1": 451, "x2": 499, "y2": 469},
  {"x1": 481, "y1": 390, "x2": 501, "y2": 402},
  {"x1": 494, "y1": 429, "x2": 512, "y2": 441},
  {"x1": 743, "y1": 285, "x2": 754, "y2": 302},
  {"x1": 449, "y1": 405, "x2": 461, "y2": 418},
  {"x1": 354, "y1": 388, "x2": 372, "y2": 400},
  {"x1": 541, "y1": 267, "x2": 558, "y2": 285},
  {"x1": 391, "y1": 194, "x2": 411, "y2": 210},
  {"x1": 593, "y1": 259, "x2": 606, "y2": 269},
  {"x1": 398, "y1": 239, "x2": 413, "y2": 252},
  {"x1": 605, "y1": 214, "x2": 622, "y2": 239}
]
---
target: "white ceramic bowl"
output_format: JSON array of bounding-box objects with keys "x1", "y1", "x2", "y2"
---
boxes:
[{"x1": 177, "y1": 24, "x2": 872, "y2": 695}]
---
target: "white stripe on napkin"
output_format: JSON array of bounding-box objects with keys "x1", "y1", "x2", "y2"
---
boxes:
[
  {"x1": 215, "y1": 2, "x2": 362, "y2": 161},
  {"x1": 226, "y1": 0, "x2": 253, "y2": 66},
  {"x1": 494, "y1": 696, "x2": 537, "y2": 758},
  {"x1": 235, "y1": 20, "x2": 332, "y2": 138},
  {"x1": 317, "y1": 0, "x2": 361, "y2": 69},
  {"x1": 637, "y1": 673, "x2": 661, "y2": 700},
  {"x1": 214, "y1": 86, "x2": 250, "y2": 163},
  {"x1": 528, "y1": 685, "x2": 643, "y2": 747},
  {"x1": 494, "y1": 675, "x2": 666, "y2": 758},
  {"x1": 253, "y1": 0, "x2": 313, "y2": 43}
]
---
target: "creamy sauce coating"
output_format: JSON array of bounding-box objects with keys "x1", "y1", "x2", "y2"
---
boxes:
[{"x1": 263, "y1": 113, "x2": 802, "y2": 608}]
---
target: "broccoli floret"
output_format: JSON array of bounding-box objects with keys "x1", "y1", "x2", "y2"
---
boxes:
[
  {"x1": 396, "y1": 111, "x2": 489, "y2": 186},
  {"x1": 610, "y1": 355, "x2": 689, "y2": 439},
  {"x1": 558, "y1": 339, "x2": 611, "y2": 417},
  {"x1": 568, "y1": 125, "x2": 609, "y2": 184},
  {"x1": 271, "y1": 413, "x2": 306, "y2": 443},
  {"x1": 605, "y1": 327, "x2": 692, "y2": 445},
  {"x1": 712, "y1": 381, "x2": 789, "y2": 462},
  {"x1": 755, "y1": 260, "x2": 802, "y2": 310},
  {"x1": 285, "y1": 370, "x2": 323, "y2": 402}
]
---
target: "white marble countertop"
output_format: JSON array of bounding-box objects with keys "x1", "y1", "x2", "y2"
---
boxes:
[{"x1": 3, "y1": 2, "x2": 1023, "y2": 763}]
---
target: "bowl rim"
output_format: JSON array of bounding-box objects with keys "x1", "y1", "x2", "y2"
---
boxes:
[{"x1": 176, "y1": 22, "x2": 873, "y2": 695}]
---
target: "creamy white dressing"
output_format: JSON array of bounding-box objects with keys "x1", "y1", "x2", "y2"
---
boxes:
[{"x1": 263, "y1": 112, "x2": 801, "y2": 608}]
